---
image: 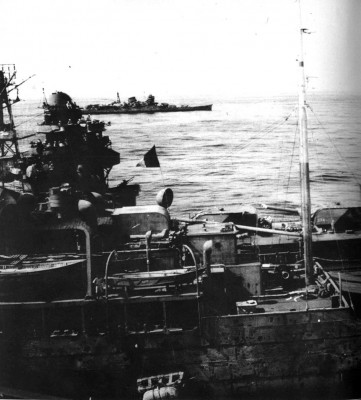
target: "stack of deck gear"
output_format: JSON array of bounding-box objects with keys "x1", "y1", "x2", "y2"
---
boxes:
[
  {"x1": 128, "y1": 97, "x2": 139, "y2": 108},
  {"x1": 146, "y1": 94, "x2": 155, "y2": 106}
]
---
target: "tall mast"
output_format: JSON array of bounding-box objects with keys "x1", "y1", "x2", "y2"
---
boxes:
[
  {"x1": 0, "y1": 65, "x2": 20, "y2": 157},
  {"x1": 298, "y1": 3, "x2": 313, "y2": 283}
]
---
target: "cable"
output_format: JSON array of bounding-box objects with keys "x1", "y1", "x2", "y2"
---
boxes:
[{"x1": 308, "y1": 103, "x2": 361, "y2": 186}]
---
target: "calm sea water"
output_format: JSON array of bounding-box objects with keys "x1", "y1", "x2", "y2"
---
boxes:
[{"x1": 14, "y1": 93, "x2": 361, "y2": 218}]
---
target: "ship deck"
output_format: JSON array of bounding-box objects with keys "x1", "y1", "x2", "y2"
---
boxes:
[
  {"x1": 253, "y1": 290, "x2": 339, "y2": 313},
  {"x1": 0, "y1": 291, "x2": 201, "y2": 309},
  {"x1": 254, "y1": 230, "x2": 361, "y2": 247}
]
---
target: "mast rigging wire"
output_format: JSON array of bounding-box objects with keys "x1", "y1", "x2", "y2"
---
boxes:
[{"x1": 307, "y1": 103, "x2": 361, "y2": 187}]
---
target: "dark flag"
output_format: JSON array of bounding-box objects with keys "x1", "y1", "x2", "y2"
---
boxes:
[{"x1": 136, "y1": 145, "x2": 160, "y2": 167}]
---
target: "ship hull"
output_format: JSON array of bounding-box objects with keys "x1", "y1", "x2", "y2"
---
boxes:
[
  {"x1": 82, "y1": 104, "x2": 212, "y2": 115},
  {"x1": 1, "y1": 300, "x2": 361, "y2": 399}
]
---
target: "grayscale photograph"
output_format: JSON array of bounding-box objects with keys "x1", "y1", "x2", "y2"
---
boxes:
[{"x1": 0, "y1": 0, "x2": 361, "y2": 399}]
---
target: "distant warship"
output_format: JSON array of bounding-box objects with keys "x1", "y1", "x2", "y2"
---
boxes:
[{"x1": 83, "y1": 93, "x2": 212, "y2": 114}]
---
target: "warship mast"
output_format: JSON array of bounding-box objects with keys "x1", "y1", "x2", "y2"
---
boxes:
[
  {"x1": 0, "y1": 64, "x2": 20, "y2": 158},
  {"x1": 297, "y1": 4, "x2": 313, "y2": 285}
]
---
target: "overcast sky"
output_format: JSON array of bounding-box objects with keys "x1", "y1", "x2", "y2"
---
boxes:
[{"x1": 2, "y1": 0, "x2": 360, "y2": 100}]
